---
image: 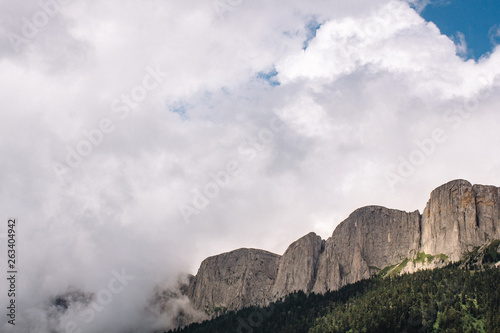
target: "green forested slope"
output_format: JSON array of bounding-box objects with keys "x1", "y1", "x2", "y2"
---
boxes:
[{"x1": 168, "y1": 261, "x2": 500, "y2": 333}]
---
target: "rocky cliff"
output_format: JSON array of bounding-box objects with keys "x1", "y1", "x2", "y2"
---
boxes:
[
  {"x1": 186, "y1": 248, "x2": 280, "y2": 314},
  {"x1": 182, "y1": 179, "x2": 500, "y2": 316},
  {"x1": 312, "y1": 206, "x2": 421, "y2": 293},
  {"x1": 421, "y1": 180, "x2": 500, "y2": 261},
  {"x1": 271, "y1": 232, "x2": 324, "y2": 299}
]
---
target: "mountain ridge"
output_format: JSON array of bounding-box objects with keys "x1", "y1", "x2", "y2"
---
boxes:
[
  {"x1": 158, "y1": 179, "x2": 500, "y2": 326},
  {"x1": 170, "y1": 250, "x2": 500, "y2": 333}
]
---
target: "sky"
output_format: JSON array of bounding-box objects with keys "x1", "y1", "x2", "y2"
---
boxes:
[
  {"x1": 416, "y1": 0, "x2": 500, "y2": 60},
  {"x1": 1, "y1": 0, "x2": 500, "y2": 332}
]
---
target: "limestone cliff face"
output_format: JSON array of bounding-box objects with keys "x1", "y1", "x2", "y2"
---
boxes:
[
  {"x1": 184, "y1": 180, "x2": 500, "y2": 318},
  {"x1": 421, "y1": 180, "x2": 500, "y2": 261},
  {"x1": 311, "y1": 206, "x2": 421, "y2": 293},
  {"x1": 329, "y1": 206, "x2": 421, "y2": 286},
  {"x1": 311, "y1": 237, "x2": 341, "y2": 294},
  {"x1": 474, "y1": 183, "x2": 500, "y2": 240},
  {"x1": 186, "y1": 248, "x2": 280, "y2": 313},
  {"x1": 271, "y1": 232, "x2": 324, "y2": 299}
]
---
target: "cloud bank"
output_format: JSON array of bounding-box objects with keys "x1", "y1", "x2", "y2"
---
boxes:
[{"x1": 1, "y1": 0, "x2": 500, "y2": 332}]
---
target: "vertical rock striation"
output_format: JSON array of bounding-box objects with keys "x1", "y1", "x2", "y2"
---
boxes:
[
  {"x1": 421, "y1": 179, "x2": 500, "y2": 261},
  {"x1": 271, "y1": 232, "x2": 324, "y2": 299},
  {"x1": 474, "y1": 183, "x2": 500, "y2": 241},
  {"x1": 328, "y1": 206, "x2": 421, "y2": 286},
  {"x1": 311, "y1": 237, "x2": 341, "y2": 294}
]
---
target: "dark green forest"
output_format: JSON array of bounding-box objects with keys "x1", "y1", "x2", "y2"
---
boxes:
[{"x1": 167, "y1": 244, "x2": 500, "y2": 333}]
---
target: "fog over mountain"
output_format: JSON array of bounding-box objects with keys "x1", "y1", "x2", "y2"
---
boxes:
[
  {"x1": 1, "y1": 0, "x2": 500, "y2": 332},
  {"x1": 181, "y1": 179, "x2": 500, "y2": 325}
]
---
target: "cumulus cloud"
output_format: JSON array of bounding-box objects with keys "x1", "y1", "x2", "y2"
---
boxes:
[{"x1": 1, "y1": 0, "x2": 500, "y2": 332}]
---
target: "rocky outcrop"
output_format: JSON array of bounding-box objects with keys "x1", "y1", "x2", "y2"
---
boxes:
[
  {"x1": 312, "y1": 206, "x2": 420, "y2": 293},
  {"x1": 459, "y1": 240, "x2": 500, "y2": 270},
  {"x1": 271, "y1": 232, "x2": 324, "y2": 299},
  {"x1": 329, "y1": 206, "x2": 421, "y2": 286},
  {"x1": 183, "y1": 179, "x2": 500, "y2": 320},
  {"x1": 311, "y1": 237, "x2": 341, "y2": 294},
  {"x1": 399, "y1": 257, "x2": 448, "y2": 275},
  {"x1": 474, "y1": 184, "x2": 500, "y2": 239},
  {"x1": 186, "y1": 248, "x2": 280, "y2": 313},
  {"x1": 421, "y1": 180, "x2": 500, "y2": 261}
]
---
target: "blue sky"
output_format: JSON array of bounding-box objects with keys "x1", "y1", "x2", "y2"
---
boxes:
[{"x1": 418, "y1": 0, "x2": 500, "y2": 60}]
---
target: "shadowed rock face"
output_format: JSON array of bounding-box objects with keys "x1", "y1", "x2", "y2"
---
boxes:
[
  {"x1": 185, "y1": 180, "x2": 500, "y2": 316},
  {"x1": 328, "y1": 206, "x2": 421, "y2": 287},
  {"x1": 311, "y1": 235, "x2": 341, "y2": 294},
  {"x1": 312, "y1": 206, "x2": 420, "y2": 293},
  {"x1": 186, "y1": 248, "x2": 280, "y2": 313},
  {"x1": 271, "y1": 232, "x2": 324, "y2": 299},
  {"x1": 474, "y1": 183, "x2": 500, "y2": 241}
]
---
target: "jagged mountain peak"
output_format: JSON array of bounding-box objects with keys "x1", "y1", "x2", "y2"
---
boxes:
[{"x1": 163, "y1": 180, "x2": 500, "y2": 326}]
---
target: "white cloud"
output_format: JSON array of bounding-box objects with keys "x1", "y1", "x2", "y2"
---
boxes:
[
  {"x1": 453, "y1": 31, "x2": 468, "y2": 59},
  {"x1": 404, "y1": 0, "x2": 451, "y2": 13},
  {"x1": 1, "y1": 0, "x2": 500, "y2": 332},
  {"x1": 489, "y1": 24, "x2": 500, "y2": 46},
  {"x1": 405, "y1": 0, "x2": 432, "y2": 12}
]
